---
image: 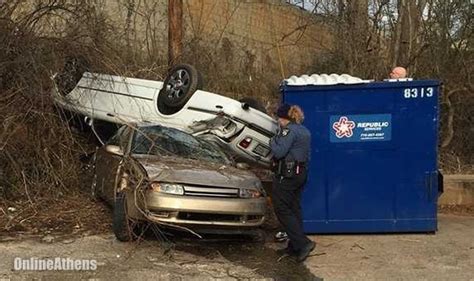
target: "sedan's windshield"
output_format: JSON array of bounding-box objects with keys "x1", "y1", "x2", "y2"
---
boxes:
[{"x1": 131, "y1": 126, "x2": 231, "y2": 165}]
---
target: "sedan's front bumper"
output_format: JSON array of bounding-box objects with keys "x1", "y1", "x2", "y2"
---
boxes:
[{"x1": 143, "y1": 191, "x2": 266, "y2": 227}]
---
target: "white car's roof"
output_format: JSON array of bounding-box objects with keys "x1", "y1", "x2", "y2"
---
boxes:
[{"x1": 284, "y1": 74, "x2": 372, "y2": 86}]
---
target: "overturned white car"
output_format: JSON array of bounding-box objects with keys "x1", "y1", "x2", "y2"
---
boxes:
[{"x1": 52, "y1": 60, "x2": 277, "y2": 166}]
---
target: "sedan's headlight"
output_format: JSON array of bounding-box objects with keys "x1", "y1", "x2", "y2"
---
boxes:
[
  {"x1": 240, "y1": 188, "x2": 262, "y2": 198},
  {"x1": 150, "y1": 182, "x2": 184, "y2": 195}
]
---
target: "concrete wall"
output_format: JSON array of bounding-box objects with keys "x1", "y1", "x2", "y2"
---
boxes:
[
  {"x1": 19, "y1": 0, "x2": 328, "y2": 75},
  {"x1": 183, "y1": 0, "x2": 330, "y2": 77},
  {"x1": 12, "y1": 0, "x2": 330, "y2": 99},
  {"x1": 439, "y1": 175, "x2": 474, "y2": 206}
]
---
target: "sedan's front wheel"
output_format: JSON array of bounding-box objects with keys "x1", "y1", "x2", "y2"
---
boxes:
[{"x1": 113, "y1": 192, "x2": 142, "y2": 242}]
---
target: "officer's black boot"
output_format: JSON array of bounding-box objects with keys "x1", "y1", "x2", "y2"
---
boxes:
[{"x1": 296, "y1": 241, "x2": 316, "y2": 262}]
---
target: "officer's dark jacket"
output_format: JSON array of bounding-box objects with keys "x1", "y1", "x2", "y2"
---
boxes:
[{"x1": 269, "y1": 122, "x2": 311, "y2": 162}]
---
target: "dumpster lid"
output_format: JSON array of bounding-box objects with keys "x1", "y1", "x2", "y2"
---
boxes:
[{"x1": 284, "y1": 73, "x2": 372, "y2": 86}]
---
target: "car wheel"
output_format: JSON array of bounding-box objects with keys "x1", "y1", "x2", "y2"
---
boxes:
[
  {"x1": 54, "y1": 56, "x2": 90, "y2": 96},
  {"x1": 158, "y1": 64, "x2": 203, "y2": 114},
  {"x1": 113, "y1": 192, "x2": 142, "y2": 242},
  {"x1": 239, "y1": 97, "x2": 267, "y2": 113}
]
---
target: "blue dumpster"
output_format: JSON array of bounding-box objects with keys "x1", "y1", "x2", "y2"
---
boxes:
[{"x1": 281, "y1": 78, "x2": 441, "y2": 233}]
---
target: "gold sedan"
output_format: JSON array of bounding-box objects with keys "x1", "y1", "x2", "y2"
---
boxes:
[{"x1": 92, "y1": 124, "x2": 266, "y2": 241}]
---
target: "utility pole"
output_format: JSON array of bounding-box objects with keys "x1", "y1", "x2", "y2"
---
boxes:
[{"x1": 168, "y1": 0, "x2": 183, "y2": 68}]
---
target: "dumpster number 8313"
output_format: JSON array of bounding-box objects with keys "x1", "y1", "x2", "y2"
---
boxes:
[{"x1": 403, "y1": 87, "x2": 434, "y2": 99}]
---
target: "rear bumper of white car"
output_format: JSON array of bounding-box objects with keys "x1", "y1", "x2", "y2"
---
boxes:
[{"x1": 206, "y1": 125, "x2": 272, "y2": 166}]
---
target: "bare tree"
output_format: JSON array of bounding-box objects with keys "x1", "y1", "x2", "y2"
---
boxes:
[{"x1": 168, "y1": 0, "x2": 183, "y2": 67}]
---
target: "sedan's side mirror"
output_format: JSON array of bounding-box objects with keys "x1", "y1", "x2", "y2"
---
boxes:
[{"x1": 105, "y1": 145, "x2": 124, "y2": 156}]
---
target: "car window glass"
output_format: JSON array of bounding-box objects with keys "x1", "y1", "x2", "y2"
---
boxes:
[{"x1": 131, "y1": 126, "x2": 230, "y2": 164}]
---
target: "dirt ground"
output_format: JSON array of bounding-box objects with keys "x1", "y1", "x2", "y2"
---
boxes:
[
  {"x1": 0, "y1": 194, "x2": 111, "y2": 240},
  {"x1": 0, "y1": 213, "x2": 473, "y2": 280}
]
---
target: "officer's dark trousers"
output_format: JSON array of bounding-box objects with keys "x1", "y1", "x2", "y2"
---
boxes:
[{"x1": 272, "y1": 170, "x2": 311, "y2": 252}]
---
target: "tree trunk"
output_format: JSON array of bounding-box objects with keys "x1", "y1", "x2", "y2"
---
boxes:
[
  {"x1": 336, "y1": 0, "x2": 368, "y2": 75},
  {"x1": 395, "y1": 0, "x2": 427, "y2": 70},
  {"x1": 168, "y1": 0, "x2": 183, "y2": 67}
]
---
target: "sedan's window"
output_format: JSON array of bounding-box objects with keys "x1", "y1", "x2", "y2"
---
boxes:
[{"x1": 131, "y1": 126, "x2": 230, "y2": 164}]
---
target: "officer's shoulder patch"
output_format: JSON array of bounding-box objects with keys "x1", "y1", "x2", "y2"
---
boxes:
[{"x1": 282, "y1": 128, "x2": 290, "y2": 136}]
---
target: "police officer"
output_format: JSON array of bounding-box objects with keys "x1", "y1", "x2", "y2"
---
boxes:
[{"x1": 270, "y1": 103, "x2": 315, "y2": 262}]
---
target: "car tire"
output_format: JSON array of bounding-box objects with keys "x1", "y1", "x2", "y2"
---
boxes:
[
  {"x1": 113, "y1": 192, "x2": 142, "y2": 242},
  {"x1": 239, "y1": 97, "x2": 267, "y2": 113},
  {"x1": 54, "y1": 56, "x2": 90, "y2": 96},
  {"x1": 158, "y1": 64, "x2": 203, "y2": 114}
]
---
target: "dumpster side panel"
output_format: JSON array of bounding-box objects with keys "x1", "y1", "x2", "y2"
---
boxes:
[
  {"x1": 282, "y1": 80, "x2": 440, "y2": 233},
  {"x1": 395, "y1": 83, "x2": 439, "y2": 221}
]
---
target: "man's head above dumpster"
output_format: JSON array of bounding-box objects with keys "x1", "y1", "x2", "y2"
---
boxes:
[{"x1": 390, "y1": 66, "x2": 407, "y2": 79}]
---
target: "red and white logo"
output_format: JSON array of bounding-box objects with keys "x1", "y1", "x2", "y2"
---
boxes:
[{"x1": 333, "y1": 116, "x2": 356, "y2": 138}]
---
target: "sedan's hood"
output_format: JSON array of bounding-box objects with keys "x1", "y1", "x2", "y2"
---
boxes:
[{"x1": 134, "y1": 155, "x2": 260, "y2": 189}]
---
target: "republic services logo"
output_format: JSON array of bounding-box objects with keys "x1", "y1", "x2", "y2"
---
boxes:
[{"x1": 332, "y1": 116, "x2": 356, "y2": 138}]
